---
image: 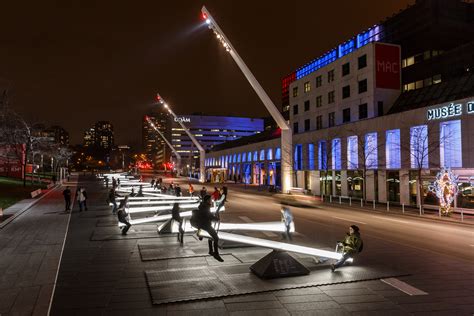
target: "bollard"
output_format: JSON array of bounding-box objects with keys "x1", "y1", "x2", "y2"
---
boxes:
[
  {"x1": 0, "y1": 207, "x2": 2, "y2": 217},
  {"x1": 360, "y1": 199, "x2": 363, "y2": 207},
  {"x1": 373, "y1": 200, "x2": 375, "y2": 210},
  {"x1": 330, "y1": 195, "x2": 332, "y2": 203},
  {"x1": 419, "y1": 205, "x2": 422, "y2": 216},
  {"x1": 402, "y1": 203, "x2": 405, "y2": 214},
  {"x1": 461, "y1": 209, "x2": 464, "y2": 222},
  {"x1": 339, "y1": 196, "x2": 342, "y2": 204},
  {"x1": 387, "y1": 201, "x2": 389, "y2": 212},
  {"x1": 349, "y1": 197, "x2": 352, "y2": 206}
]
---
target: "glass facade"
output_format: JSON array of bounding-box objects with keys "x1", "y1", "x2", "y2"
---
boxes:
[{"x1": 440, "y1": 120, "x2": 462, "y2": 168}]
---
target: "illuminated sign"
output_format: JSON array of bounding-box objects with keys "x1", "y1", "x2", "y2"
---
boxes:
[
  {"x1": 174, "y1": 117, "x2": 191, "y2": 123},
  {"x1": 427, "y1": 102, "x2": 474, "y2": 120},
  {"x1": 375, "y1": 43, "x2": 401, "y2": 90}
]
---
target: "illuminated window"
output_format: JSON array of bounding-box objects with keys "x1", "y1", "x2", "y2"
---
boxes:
[
  {"x1": 267, "y1": 148, "x2": 273, "y2": 161},
  {"x1": 304, "y1": 81, "x2": 311, "y2": 92},
  {"x1": 433, "y1": 74, "x2": 442, "y2": 84},
  {"x1": 440, "y1": 120, "x2": 462, "y2": 168},
  {"x1": 253, "y1": 151, "x2": 258, "y2": 162},
  {"x1": 259, "y1": 149, "x2": 265, "y2": 161},
  {"x1": 318, "y1": 141, "x2": 327, "y2": 170},
  {"x1": 410, "y1": 125, "x2": 428, "y2": 169},
  {"x1": 292, "y1": 87, "x2": 298, "y2": 97},
  {"x1": 328, "y1": 91, "x2": 335, "y2": 104},
  {"x1": 347, "y1": 136, "x2": 358, "y2": 170},
  {"x1": 386, "y1": 129, "x2": 401, "y2": 169},
  {"x1": 332, "y1": 138, "x2": 341, "y2": 170},
  {"x1": 327, "y1": 69, "x2": 335, "y2": 82},
  {"x1": 275, "y1": 147, "x2": 281, "y2": 160},
  {"x1": 294, "y1": 144, "x2": 303, "y2": 170},
  {"x1": 247, "y1": 152, "x2": 252, "y2": 162},
  {"x1": 316, "y1": 75, "x2": 322, "y2": 87},
  {"x1": 308, "y1": 143, "x2": 315, "y2": 170},
  {"x1": 365, "y1": 132, "x2": 378, "y2": 169},
  {"x1": 237, "y1": 153, "x2": 242, "y2": 162}
]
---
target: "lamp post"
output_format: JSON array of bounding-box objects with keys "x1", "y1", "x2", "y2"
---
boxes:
[
  {"x1": 145, "y1": 115, "x2": 182, "y2": 176},
  {"x1": 156, "y1": 94, "x2": 206, "y2": 183},
  {"x1": 201, "y1": 6, "x2": 292, "y2": 193}
]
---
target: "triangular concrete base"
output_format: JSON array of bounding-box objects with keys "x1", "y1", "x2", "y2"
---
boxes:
[
  {"x1": 157, "y1": 219, "x2": 173, "y2": 234},
  {"x1": 250, "y1": 250, "x2": 310, "y2": 279},
  {"x1": 218, "y1": 239, "x2": 255, "y2": 249}
]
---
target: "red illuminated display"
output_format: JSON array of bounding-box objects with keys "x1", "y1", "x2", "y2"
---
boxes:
[{"x1": 375, "y1": 43, "x2": 401, "y2": 90}]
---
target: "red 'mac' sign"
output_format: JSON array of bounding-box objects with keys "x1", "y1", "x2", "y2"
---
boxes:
[{"x1": 375, "y1": 43, "x2": 401, "y2": 90}]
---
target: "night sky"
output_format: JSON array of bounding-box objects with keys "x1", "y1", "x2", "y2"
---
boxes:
[{"x1": 0, "y1": 0, "x2": 413, "y2": 147}]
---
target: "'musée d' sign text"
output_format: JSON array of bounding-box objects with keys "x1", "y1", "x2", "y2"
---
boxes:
[{"x1": 427, "y1": 101, "x2": 473, "y2": 120}]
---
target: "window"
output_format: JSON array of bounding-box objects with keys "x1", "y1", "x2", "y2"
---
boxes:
[
  {"x1": 304, "y1": 81, "x2": 311, "y2": 93},
  {"x1": 304, "y1": 119, "x2": 310, "y2": 131},
  {"x1": 358, "y1": 79, "x2": 367, "y2": 93},
  {"x1": 358, "y1": 54, "x2": 367, "y2": 69},
  {"x1": 433, "y1": 74, "x2": 442, "y2": 84},
  {"x1": 328, "y1": 91, "x2": 335, "y2": 104},
  {"x1": 318, "y1": 141, "x2": 327, "y2": 170},
  {"x1": 304, "y1": 100, "x2": 310, "y2": 111},
  {"x1": 347, "y1": 136, "x2": 358, "y2": 169},
  {"x1": 342, "y1": 108, "x2": 351, "y2": 123},
  {"x1": 440, "y1": 120, "x2": 462, "y2": 168},
  {"x1": 316, "y1": 115, "x2": 323, "y2": 130},
  {"x1": 266, "y1": 148, "x2": 273, "y2": 161},
  {"x1": 332, "y1": 138, "x2": 341, "y2": 170},
  {"x1": 308, "y1": 144, "x2": 315, "y2": 170},
  {"x1": 410, "y1": 125, "x2": 428, "y2": 169},
  {"x1": 237, "y1": 153, "x2": 241, "y2": 162},
  {"x1": 316, "y1": 75, "x2": 322, "y2": 87},
  {"x1": 294, "y1": 144, "x2": 303, "y2": 170},
  {"x1": 292, "y1": 87, "x2": 298, "y2": 97},
  {"x1": 386, "y1": 129, "x2": 401, "y2": 169},
  {"x1": 377, "y1": 101, "x2": 384, "y2": 116},
  {"x1": 342, "y1": 85, "x2": 350, "y2": 99},
  {"x1": 328, "y1": 112, "x2": 335, "y2": 127},
  {"x1": 342, "y1": 62, "x2": 350, "y2": 76},
  {"x1": 253, "y1": 151, "x2": 258, "y2": 162},
  {"x1": 328, "y1": 69, "x2": 335, "y2": 82},
  {"x1": 405, "y1": 56, "x2": 414, "y2": 67},
  {"x1": 275, "y1": 147, "x2": 281, "y2": 160},
  {"x1": 259, "y1": 149, "x2": 265, "y2": 161},
  {"x1": 316, "y1": 95, "x2": 322, "y2": 107},
  {"x1": 293, "y1": 122, "x2": 299, "y2": 134},
  {"x1": 365, "y1": 132, "x2": 378, "y2": 169},
  {"x1": 359, "y1": 103, "x2": 368, "y2": 119},
  {"x1": 248, "y1": 152, "x2": 252, "y2": 162},
  {"x1": 242, "y1": 153, "x2": 246, "y2": 162},
  {"x1": 293, "y1": 104, "x2": 298, "y2": 115}
]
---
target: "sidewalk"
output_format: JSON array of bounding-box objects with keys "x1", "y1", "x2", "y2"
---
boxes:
[{"x1": 0, "y1": 177, "x2": 77, "y2": 315}]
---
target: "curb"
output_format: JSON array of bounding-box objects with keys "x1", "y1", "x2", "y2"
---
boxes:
[{"x1": 0, "y1": 184, "x2": 61, "y2": 229}]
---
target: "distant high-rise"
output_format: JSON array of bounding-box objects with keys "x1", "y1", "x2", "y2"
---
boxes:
[
  {"x1": 142, "y1": 108, "x2": 171, "y2": 168},
  {"x1": 83, "y1": 121, "x2": 114, "y2": 150}
]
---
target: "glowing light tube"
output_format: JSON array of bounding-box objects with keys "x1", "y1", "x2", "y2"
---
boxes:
[
  {"x1": 161, "y1": 220, "x2": 295, "y2": 234},
  {"x1": 110, "y1": 200, "x2": 199, "y2": 207},
  {"x1": 126, "y1": 203, "x2": 200, "y2": 214},
  {"x1": 115, "y1": 195, "x2": 199, "y2": 201},
  {"x1": 197, "y1": 231, "x2": 342, "y2": 260}
]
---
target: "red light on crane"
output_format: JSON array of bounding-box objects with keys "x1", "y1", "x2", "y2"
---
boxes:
[{"x1": 201, "y1": 12, "x2": 208, "y2": 20}]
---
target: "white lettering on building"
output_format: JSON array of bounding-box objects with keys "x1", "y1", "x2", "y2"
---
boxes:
[
  {"x1": 467, "y1": 101, "x2": 474, "y2": 114},
  {"x1": 174, "y1": 117, "x2": 191, "y2": 123},
  {"x1": 377, "y1": 61, "x2": 399, "y2": 74},
  {"x1": 427, "y1": 103, "x2": 462, "y2": 120}
]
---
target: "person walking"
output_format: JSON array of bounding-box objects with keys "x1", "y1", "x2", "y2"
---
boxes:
[
  {"x1": 82, "y1": 187, "x2": 89, "y2": 211},
  {"x1": 188, "y1": 183, "x2": 195, "y2": 197},
  {"x1": 280, "y1": 204, "x2": 293, "y2": 241},
  {"x1": 190, "y1": 195, "x2": 223, "y2": 262},
  {"x1": 109, "y1": 188, "x2": 118, "y2": 214},
  {"x1": 76, "y1": 187, "x2": 86, "y2": 212},
  {"x1": 117, "y1": 196, "x2": 131, "y2": 235},
  {"x1": 331, "y1": 225, "x2": 363, "y2": 272},
  {"x1": 175, "y1": 184, "x2": 182, "y2": 197},
  {"x1": 112, "y1": 177, "x2": 117, "y2": 189},
  {"x1": 105, "y1": 177, "x2": 109, "y2": 188},
  {"x1": 200, "y1": 187, "x2": 207, "y2": 199},
  {"x1": 171, "y1": 202, "x2": 184, "y2": 245},
  {"x1": 211, "y1": 187, "x2": 221, "y2": 201},
  {"x1": 63, "y1": 186, "x2": 71, "y2": 212},
  {"x1": 137, "y1": 185, "x2": 144, "y2": 197}
]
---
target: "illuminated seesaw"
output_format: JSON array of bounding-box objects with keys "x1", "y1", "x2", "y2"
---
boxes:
[
  {"x1": 115, "y1": 196, "x2": 200, "y2": 201},
  {"x1": 159, "y1": 219, "x2": 295, "y2": 234},
  {"x1": 118, "y1": 205, "x2": 226, "y2": 227}
]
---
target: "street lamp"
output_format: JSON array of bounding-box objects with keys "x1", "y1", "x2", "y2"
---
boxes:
[
  {"x1": 201, "y1": 6, "x2": 292, "y2": 193},
  {"x1": 156, "y1": 93, "x2": 206, "y2": 183},
  {"x1": 145, "y1": 115, "x2": 182, "y2": 176}
]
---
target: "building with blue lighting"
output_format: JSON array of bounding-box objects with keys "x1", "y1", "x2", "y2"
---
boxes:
[{"x1": 205, "y1": 0, "x2": 474, "y2": 212}]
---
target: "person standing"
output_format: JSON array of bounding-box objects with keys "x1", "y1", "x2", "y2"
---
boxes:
[
  {"x1": 109, "y1": 188, "x2": 118, "y2": 214},
  {"x1": 281, "y1": 204, "x2": 293, "y2": 241},
  {"x1": 190, "y1": 195, "x2": 223, "y2": 262},
  {"x1": 112, "y1": 177, "x2": 117, "y2": 189},
  {"x1": 76, "y1": 187, "x2": 86, "y2": 212},
  {"x1": 117, "y1": 196, "x2": 131, "y2": 235},
  {"x1": 105, "y1": 177, "x2": 109, "y2": 188},
  {"x1": 188, "y1": 183, "x2": 195, "y2": 197},
  {"x1": 200, "y1": 187, "x2": 207, "y2": 199},
  {"x1": 175, "y1": 184, "x2": 182, "y2": 197},
  {"x1": 171, "y1": 202, "x2": 184, "y2": 245},
  {"x1": 137, "y1": 185, "x2": 144, "y2": 197},
  {"x1": 82, "y1": 187, "x2": 89, "y2": 211},
  {"x1": 331, "y1": 225, "x2": 363, "y2": 272},
  {"x1": 63, "y1": 186, "x2": 71, "y2": 212},
  {"x1": 211, "y1": 187, "x2": 221, "y2": 201}
]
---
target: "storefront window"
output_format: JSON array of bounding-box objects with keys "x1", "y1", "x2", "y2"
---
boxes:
[
  {"x1": 440, "y1": 120, "x2": 462, "y2": 168},
  {"x1": 386, "y1": 171, "x2": 400, "y2": 202},
  {"x1": 320, "y1": 171, "x2": 332, "y2": 196},
  {"x1": 410, "y1": 125, "x2": 428, "y2": 169},
  {"x1": 332, "y1": 138, "x2": 341, "y2": 170},
  {"x1": 347, "y1": 136, "x2": 358, "y2": 170},
  {"x1": 347, "y1": 170, "x2": 363, "y2": 198},
  {"x1": 457, "y1": 176, "x2": 474, "y2": 209},
  {"x1": 335, "y1": 171, "x2": 341, "y2": 196},
  {"x1": 365, "y1": 132, "x2": 378, "y2": 169},
  {"x1": 275, "y1": 147, "x2": 281, "y2": 160},
  {"x1": 308, "y1": 143, "x2": 315, "y2": 170},
  {"x1": 318, "y1": 141, "x2": 327, "y2": 170},
  {"x1": 294, "y1": 144, "x2": 303, "y2": 170},
  {"x1": 386, "y1": 129, "x2": 401, "y2": 169},
  {"x1": 267, "y1": 148, "x2": 273, "y2": 161}
]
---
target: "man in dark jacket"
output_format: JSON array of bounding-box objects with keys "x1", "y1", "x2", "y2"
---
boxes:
[
  {"x1": 171, "y1": 202, "x2": 184, "y2": 244},
  {"x1": 190, "y1": 195, "x2": 223, "y2": 262},
  {"x1": 63, "y1": 186, "x2": 71, "y2": 212},
  {"x1": 117, "y1": 196, "x2": 131, "y2": 235},
  {"x1": 331, "y1": 225, "x2": 363, "y2": 272},
  {"x1": 109, "y1": 188, "x2": 118, "y2": 214}
]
